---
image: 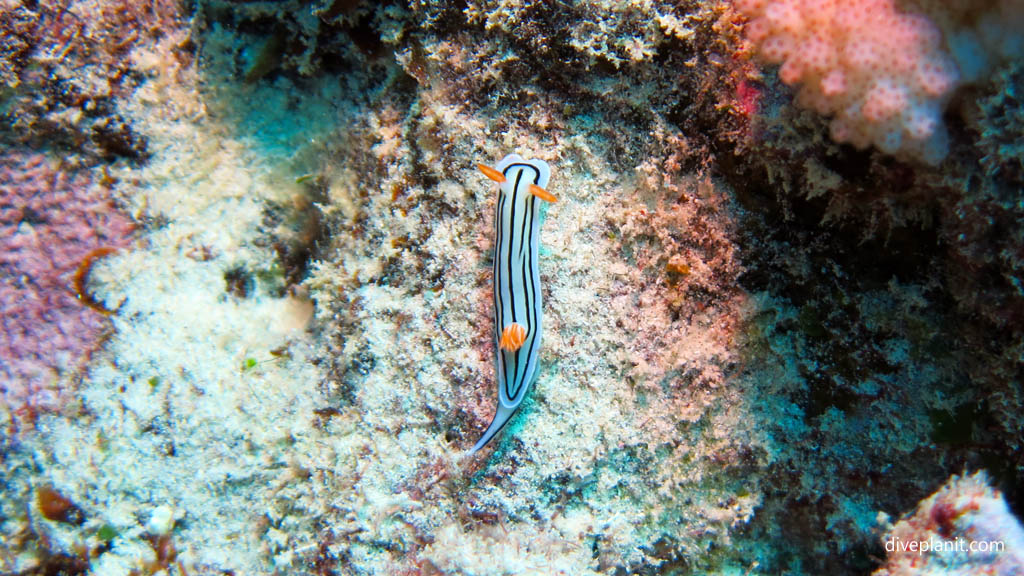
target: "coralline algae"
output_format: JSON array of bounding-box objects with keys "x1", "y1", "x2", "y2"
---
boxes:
[
  {"x1": 0, "y1": 151, "x2": 135, "y2": 427},
  {"x1": 0, "y1": 1, "x2": 1022, "y2": 575}
]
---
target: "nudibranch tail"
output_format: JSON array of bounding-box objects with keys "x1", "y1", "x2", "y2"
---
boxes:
[
  {"x1": 469, "y1": 153, "x2": 552, "y2": 456},
  {"x1": 469, "y1": 404, "x2": 518, "y2": 455}
]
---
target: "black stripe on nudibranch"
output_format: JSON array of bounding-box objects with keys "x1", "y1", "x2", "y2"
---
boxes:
[
  {"x1": 507, "y1": 169, "x2": 521, "y2": 327},
  {"x1": 513, "y1": 196, "x2": 539, "y2": 400},
  {"x1": 501, "y1": 169, "x2": 522, "y2": 393},
  {"x1": 524, "y1": 194, "x2": 539, "y2": 394},
  {"x1": 514, "y1": 200, "x2": 530, "y2": 398},
  {"x1": 493, "y1": 185, "x2": 506, "y2": 346}
]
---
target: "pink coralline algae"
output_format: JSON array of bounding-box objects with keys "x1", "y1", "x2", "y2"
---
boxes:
[{"x1": 0, "y1": 151, "x2": 134, "y2": 425}]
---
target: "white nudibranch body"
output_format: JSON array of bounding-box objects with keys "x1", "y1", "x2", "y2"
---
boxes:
[{"x1": 470, "y1": 153, "x2": 556, "y2": 455}]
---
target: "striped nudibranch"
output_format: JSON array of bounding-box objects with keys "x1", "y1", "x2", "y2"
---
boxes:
[{"x1": 470, "y1": 154, "x2": 557, "y2": 454}]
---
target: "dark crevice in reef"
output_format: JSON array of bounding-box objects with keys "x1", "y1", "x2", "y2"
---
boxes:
[
  {"x1": 198, "y1": 0, "x2": 400, "y2": 86},
  {"x1": 343, "y1": 10, "x2": 387, "y2": 59},
  {"x1": 728, "y1": 156, "x2": 946, "y2": 297}
]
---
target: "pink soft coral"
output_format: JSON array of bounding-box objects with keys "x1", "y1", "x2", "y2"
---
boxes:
[
  {"x1": 0, "y1": 151, "x2": 134, "y2": 427},
  {"x1": 735, "y1": 0, "x2": 958, "y2": 164}
]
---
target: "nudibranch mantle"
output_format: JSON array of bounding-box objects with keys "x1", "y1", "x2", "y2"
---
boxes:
[{"x1": 470, "y1": 153, "x2": 555, "y2": 455}]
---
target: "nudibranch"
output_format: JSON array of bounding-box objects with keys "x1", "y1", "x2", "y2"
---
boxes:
[{"x1": 470, "y1": 153, "x2": 557, "y2": 454}]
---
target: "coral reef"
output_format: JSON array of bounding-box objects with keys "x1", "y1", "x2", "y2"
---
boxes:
[
  {"x1": 873, "y1": 471, "x2": 1024, "y2": 576},
  {"x1": 0, "y1": 151, "x2": 134, "y2": 429},
  {"x1": 0, "y1": 0, "x2": 1020, "y2": 574},
  {"x1": 728, "y1": 0, "x2": 1024, "y2": 506},
  {"x1": 1, "y1": 20, "x2": 329, "y2": 575},
  {"x1": 193, "y1": 0, "x2": 380, "y2": 78}
]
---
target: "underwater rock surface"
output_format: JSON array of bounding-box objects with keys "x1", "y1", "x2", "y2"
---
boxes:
[{"x1": 0, "y1": 0, "x2": 1021, "y2": 575}]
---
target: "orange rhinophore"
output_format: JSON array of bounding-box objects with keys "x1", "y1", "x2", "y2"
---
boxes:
[
  {"x1": 478, "y1": 164, "x2": 507, "y2": 183},
  {"x1": 499, "y1": 323, "x2": 527, "y2": 352},
  {"x1": 529, "y1": 183, "x2": 557, "y2": 202}
]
